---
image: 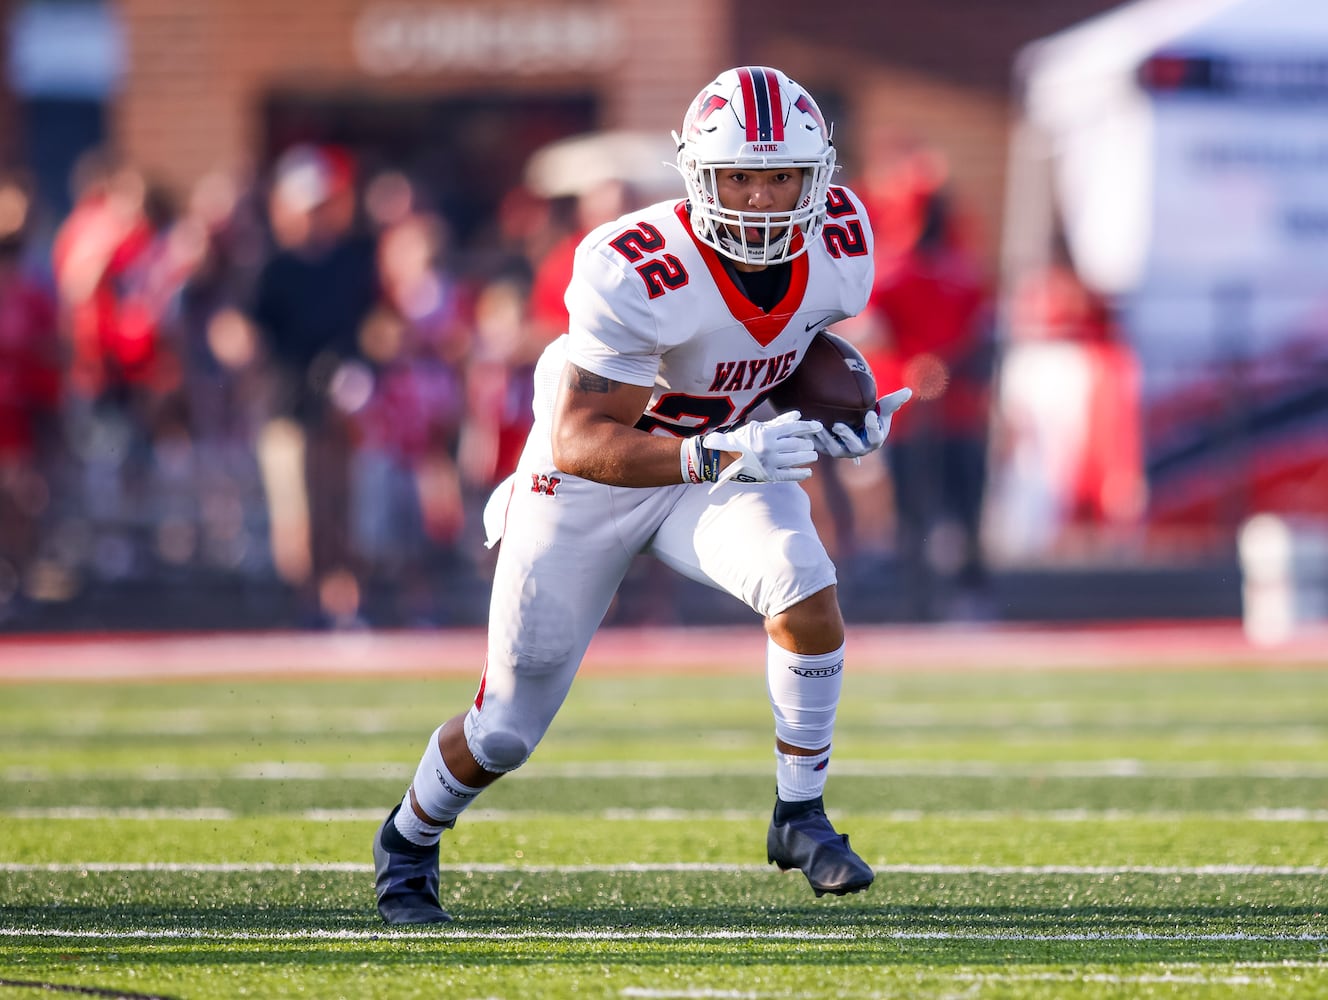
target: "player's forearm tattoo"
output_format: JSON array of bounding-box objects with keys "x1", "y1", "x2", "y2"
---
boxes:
[{"x1": 568, "y1": 365, "x2": 616, "y2": 395}]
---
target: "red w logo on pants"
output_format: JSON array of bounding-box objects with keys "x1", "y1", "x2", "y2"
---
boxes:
[{"x1": 530, "y1": 474, "x2": 561, "y2": 496}]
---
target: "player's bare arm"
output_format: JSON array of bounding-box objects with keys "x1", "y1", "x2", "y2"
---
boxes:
[{"x1": 550, "y1": 363, "x2": 692, "y2": 487}]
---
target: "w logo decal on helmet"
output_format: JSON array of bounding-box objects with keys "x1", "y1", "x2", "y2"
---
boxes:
[
  {"x1": 794, "y1": 94, "x2": 827, "y2": 138},
  {"x1": 685, "y1": 94, "x2": 729, "y2": 144}
]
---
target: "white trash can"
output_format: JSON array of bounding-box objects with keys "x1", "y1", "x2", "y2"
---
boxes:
[{"x1": 1238, "y1": 514, "x2": 1328, "y2": 646}]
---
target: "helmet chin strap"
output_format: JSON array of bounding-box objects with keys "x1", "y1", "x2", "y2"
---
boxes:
[
  {"x1": 718, "y1": 212, "x2": 799, "y2": 266},
  {"x1": 721, "y1": 226, "x2": 794, "y2": 266}
]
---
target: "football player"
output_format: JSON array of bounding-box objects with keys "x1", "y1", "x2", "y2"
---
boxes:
[{"x1": 374, "y1": 65, "x2": 912, "y2": 922}]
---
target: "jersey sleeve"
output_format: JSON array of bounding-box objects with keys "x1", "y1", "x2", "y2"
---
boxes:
[{"x1": 563, "y1": 237, "x2": 663, "y2": 389}]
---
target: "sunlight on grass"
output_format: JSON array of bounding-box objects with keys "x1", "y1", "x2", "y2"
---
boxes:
[{"x1": 1, "y1": 658, "x2": 1325, "y2": 999}]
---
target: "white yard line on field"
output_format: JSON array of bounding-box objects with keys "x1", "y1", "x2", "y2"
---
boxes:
[
  {"x1": 9, "y1": 760, "x2": 1328, "y2": 781},
  {"x1": 4, "y1": 862, "x2": 1327, "y2": 876},
  {"x1": 6, "y1": 805, "x2": 1328, "y2": 822},
  {"x1": 953, "y1": 971, "x2": 1282, "y2": 987},
  {"x1": 0, "y1": 927, "x2": 1324, "y2": 943},
  {"x1": 621, "y1": 990, "x2": 764, "y2": 999},
  {"x1": 6, "y1": 808, "x2": 236, "y2": 820}
]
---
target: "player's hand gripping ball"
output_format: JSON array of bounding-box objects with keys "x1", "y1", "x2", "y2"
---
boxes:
[
  {"x1": 767, "y1": 331, "x2": 911, "y2": 460},
  {"x1": 767, "y1": 330, "x2": 878, "y2": 431}
]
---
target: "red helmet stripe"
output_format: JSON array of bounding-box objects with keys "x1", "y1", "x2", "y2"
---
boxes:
[
  {"x1": 737, "y1": 67, "x2": 760, "y2": 141},
  {"x1": 762, "y1": 68, "x2": 785, "y2": 141},
  {"x1": 737, "y1": 66, "x2": 784, "y2": 143}
]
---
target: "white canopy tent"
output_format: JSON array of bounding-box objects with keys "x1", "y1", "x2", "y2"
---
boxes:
[
  {"x1": 1004, "y1": 0, "x2": 1328, "y2": 305},
  {"x1": 523, "y1": 129, "x2": 681, "y2": 203},
  {"x1": 988, "y1": 0, "x2": 1328, "y2": 559}
]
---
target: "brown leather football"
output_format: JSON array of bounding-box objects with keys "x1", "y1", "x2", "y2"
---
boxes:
[{"x1": 766, "y1": 330, "x2": 878, "y2": 431}]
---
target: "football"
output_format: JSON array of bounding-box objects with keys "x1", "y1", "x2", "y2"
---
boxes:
[{"x1": 766, "y1": 330, "x2": 878, "y2": 431}]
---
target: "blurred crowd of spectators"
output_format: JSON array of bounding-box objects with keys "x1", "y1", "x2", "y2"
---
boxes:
[
  {"x1": 1, "y1": 135, "x2": 1130, "y2": 629},
  {"x1": 2, "y1": 144, "x2": 553, "y2": 628}
]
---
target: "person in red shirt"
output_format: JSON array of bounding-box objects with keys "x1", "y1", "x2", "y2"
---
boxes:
[
  {"x1": 481, "y1": 179, "x2": 640, "y2": 483},
  {"x1": 51, "y1": 154, "x2": 162, "y2": 401},
  {"x1": 1005, "y1": 257, "x2": 1145, "y2": 533},
  {"x1": 867, "y1": 183, "x2": 994, "y2": 620},
  {"x1": 0, "y1": 174, "x2": 61, "y2": 615}
]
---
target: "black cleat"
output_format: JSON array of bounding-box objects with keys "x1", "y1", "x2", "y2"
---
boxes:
[
  {"x1": 373, "y1": 804, "x2": 453, "y2": 924},
  {"x1": 767, "y1": 797, "x2": 874, "y2": 897}
]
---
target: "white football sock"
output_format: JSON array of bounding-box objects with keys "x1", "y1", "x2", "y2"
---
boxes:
[
  {"x1": 393, "y1": 791, "x2": 446, "y2": 846},
  {"x1": 766, "y1": 638, "x2": 844, "y2": 802},
  {"x1": 775, "y1": 746, "x2": 832, "y2": 803},
  {"x1": 393, "y1": 725, "x2": 482, "y2": 846}
]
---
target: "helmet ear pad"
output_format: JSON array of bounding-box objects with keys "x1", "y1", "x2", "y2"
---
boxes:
[{"x1": 674, "y1": 66, "x2": 836, "y2": 267}]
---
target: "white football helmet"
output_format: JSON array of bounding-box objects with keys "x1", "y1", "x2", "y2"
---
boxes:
[{"x1": 674, "y1": 66, "x2": 836, "y2": 266}]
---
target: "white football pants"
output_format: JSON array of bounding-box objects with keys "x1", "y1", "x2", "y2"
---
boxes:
[{"x1": 463, "y1": 464, "x2": 838, "y2": 774}]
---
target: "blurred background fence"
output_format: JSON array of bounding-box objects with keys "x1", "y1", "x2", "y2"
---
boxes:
[{"x1": 0, "y1": 0, "x2": 1324, "y2": 636}]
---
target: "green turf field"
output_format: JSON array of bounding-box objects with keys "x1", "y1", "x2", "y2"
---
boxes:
[{"x1": 2, "y1": 646, "x2": 1326, "y2": 998}]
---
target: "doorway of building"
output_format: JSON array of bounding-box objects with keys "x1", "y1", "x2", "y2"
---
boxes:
[{"x1": 263, "y1": 90, "x2": 597, "y2": 268}]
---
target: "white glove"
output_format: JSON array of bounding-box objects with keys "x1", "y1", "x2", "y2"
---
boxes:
[
  {"x1": 701, "y1": 410, "x2": 822, "y2": 484},
  {"x1": 813, "y1": 387, "x2": 913, "y2": 460}
]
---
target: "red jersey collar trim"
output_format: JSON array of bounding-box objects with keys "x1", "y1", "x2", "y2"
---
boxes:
[{"x1": 674, "y1": 201, "x2": 808, "y2": 348}]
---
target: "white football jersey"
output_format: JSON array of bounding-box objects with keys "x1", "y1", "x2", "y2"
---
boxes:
[{"x1": 526, "y1": 187, "x2": 874, "y2": 456}]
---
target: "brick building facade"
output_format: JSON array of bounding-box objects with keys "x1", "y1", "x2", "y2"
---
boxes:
[{"x1": 105, "y1": 0, "x2": 1122, "y2": 271}]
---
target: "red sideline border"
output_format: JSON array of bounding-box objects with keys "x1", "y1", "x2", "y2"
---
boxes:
[{"x1": 0, "y1": 621, "x2": 1325, "y2": 682}]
